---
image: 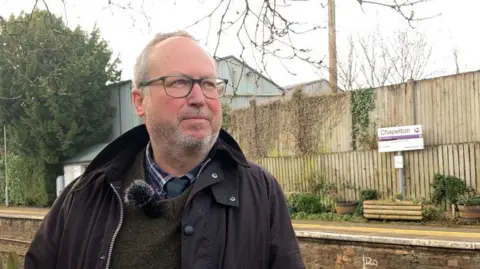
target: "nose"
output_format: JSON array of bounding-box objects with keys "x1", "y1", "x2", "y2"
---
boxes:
[{"x1": 186, "y1": 81, "x2": 206, "y2": 106}]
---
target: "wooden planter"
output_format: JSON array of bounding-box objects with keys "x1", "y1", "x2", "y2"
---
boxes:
[
  {"x1": 458, "y1": 205, "x2": 480, "y2": 220},
  {"x1": 363, "y1": 200, "x2": 423, "y2": 221},
  {"x1": 335, "y1": 201, "x2": 358, "y2": 215}
]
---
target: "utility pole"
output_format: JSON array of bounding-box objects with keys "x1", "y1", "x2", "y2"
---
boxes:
[
  {"x1": 328, "y1": 0, "x2": 338, "y2": 93},
  {"x1": 3, "y1": 125, "x2": 8, "y2": 207}
]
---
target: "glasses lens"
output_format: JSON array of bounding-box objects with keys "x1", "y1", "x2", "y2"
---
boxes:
[
  {"x1": 164, "y1": 76, "x2": 192, "y2": 97},
  {"x1": 201, "y1": 78, "x2": 226, "y2": 99}
]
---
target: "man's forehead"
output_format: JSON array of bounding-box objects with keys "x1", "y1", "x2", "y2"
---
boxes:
[
  {"x1": 152, "y1": 37, "x2": 210, "y2": 59},
  {"x1": 149, "y1": 38, "x2": 216, "y2": 74}
]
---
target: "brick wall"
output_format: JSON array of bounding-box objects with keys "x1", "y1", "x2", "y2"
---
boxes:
[
  {"x1": 299, "y1": 237, "x2": 480, "y2": 269},
  {"x1": 0, "y1": 217, "x2": 39, "y2": 268},
  {"x1": 0, "y1": 217, "x2": 42, "y2": 241}
]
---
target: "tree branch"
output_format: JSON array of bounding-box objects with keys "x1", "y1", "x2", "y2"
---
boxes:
[
  {"x1": 337, "y1": 24, "x2": 436, "y2": 89},
  {"x1": 2, "y1": 0, "x2": 436, "y2": 91},
  {"x1": 357, "y1": 0, "x2": 440, "y2": 28},
  {"x1": 185, "y1": 0, "x2": 434, "y2": 87}
]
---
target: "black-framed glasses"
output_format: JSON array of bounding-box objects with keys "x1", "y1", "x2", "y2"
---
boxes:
[{"x1": 139, "y1": 75, "x2": 228, "y2": 99}]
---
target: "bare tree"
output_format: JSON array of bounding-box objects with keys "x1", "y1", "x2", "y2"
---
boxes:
[
  {"x1": 386, "y1": 29, "x2": 435, "y2": 84},
  {"x1": 2, "y1": 0, "x2": 439, "y2": 89},
  {"x1": 337, "y1": 35, "x2": 358, "y2": 91},
  {"x1": 341, "y1": 30, "x2": 394, "y2": 89},
  {"x1": 337, "y1": 25, "x2": 437, "y2": 90},
  {"x1": 184, "y1": 0, "x2": 438, "y2": 83}
]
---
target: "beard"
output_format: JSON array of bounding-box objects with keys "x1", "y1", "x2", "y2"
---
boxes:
[
  {"x1": 144, "y1": 108, "x2": 219, "y2": 157},
  {"x1": 171, "y1": 122, "x2": 218, "y2": 150}
]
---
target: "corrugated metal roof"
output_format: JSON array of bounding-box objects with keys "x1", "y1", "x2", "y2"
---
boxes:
[
  {"x1": 63, "y1": 142, "x2": 110, "y2": 165},
  {"x1": 215, "y1": 55, "x2": 285, "y2": 93}
]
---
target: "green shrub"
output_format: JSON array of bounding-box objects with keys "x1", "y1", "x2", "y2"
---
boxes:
[
  {"x1": 285, "y1": 192, "x2": 300, "y2": 208},
  {"x1": 355, "y1": 189, "x2": 378, "y2": 216},
  {"x1": 291, "y1": 212, "x2": 364, "y2": 222},
  {"x1": 422, "y1": 204, "x2": 443, "y2": 221},
  {"x1": 360, "y1": 189, "x2": 377, "y2": 200},
  {"x1": 458, "y1": 196, "x2": 480, "y2": 206},
  {"x1": 431, "y1": 174, "x2": 466, "y2": 210},
  {"x1": 292, "y1": 193, "x2": 329, "y2": 214},
  {"x1": 6, "y1": 155, "x2": 59, "y2": 207}
]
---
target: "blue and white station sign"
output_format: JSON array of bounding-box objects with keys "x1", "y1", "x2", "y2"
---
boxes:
[{"x1": 377, "y1": 125, "x2": 424, "y2": 153}]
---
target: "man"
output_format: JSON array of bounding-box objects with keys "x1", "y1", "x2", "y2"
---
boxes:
[{"x1": 24, "y1": 30, "x2": 305, "y2": 269}]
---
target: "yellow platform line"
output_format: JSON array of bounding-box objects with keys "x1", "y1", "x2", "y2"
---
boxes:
[
  {"x1": 292, "y1": 223, "x2": 480, "y2": 238},
  {"x1": 0, "y1": 210, "x2": 48, "y2": 216}
]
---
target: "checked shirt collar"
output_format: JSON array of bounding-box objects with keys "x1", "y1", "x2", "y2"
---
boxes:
[{"x1": 144, "y1": 141, "x2": 201, "y2": 196}]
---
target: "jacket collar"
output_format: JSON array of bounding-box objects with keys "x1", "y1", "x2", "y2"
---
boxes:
[{"x1": 83, "y1": 124, "x2": 249, "y2": 181}]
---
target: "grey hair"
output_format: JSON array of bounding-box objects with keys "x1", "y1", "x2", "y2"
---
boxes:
[{"x1": 133, "y1": 30, "x2": 196, "y2": 91}]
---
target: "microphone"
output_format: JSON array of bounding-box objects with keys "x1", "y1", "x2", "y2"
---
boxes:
[{"x1": 124, "y1": 180, "x2": 163, "y2": 218}]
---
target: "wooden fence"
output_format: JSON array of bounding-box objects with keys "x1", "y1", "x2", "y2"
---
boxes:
[
  {"x1": 230, "y1": 71, "x2": 480, "y2": 156},
  {"x1": 375, "y1": 73, "x2": 480, "y2": 146},
  {"x1": 255, "y1": 142, "x2": 480, "y2": 201}
]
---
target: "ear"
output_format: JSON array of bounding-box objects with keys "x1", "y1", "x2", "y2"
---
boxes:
[{"x1": 132, "y1": 87, "x2": 146, "y2": 117}]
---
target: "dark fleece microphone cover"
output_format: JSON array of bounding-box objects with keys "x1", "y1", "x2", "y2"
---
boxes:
[{"x1": 124, "y1": 180, "x2": 163, "y2": 218}]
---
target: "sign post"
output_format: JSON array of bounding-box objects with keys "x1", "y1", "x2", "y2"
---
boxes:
[
  {"x1": 396, "y1": 152, "x2": 404, "y2": 199},
  {"x1": 377, "y1": 125, "x2": 424, "y2": 200}
]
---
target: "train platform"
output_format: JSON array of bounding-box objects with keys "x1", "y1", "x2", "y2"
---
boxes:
[{"x1": 1, "y1": 206, "x2": 479, "y2": 249}]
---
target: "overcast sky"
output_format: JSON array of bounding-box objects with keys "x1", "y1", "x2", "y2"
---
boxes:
[{"x1": 2, "y1": 0, "x2": 479, "y2": 86}]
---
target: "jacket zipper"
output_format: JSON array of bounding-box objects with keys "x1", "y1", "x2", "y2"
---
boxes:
[
  {"x1": 184, "y1": 158, "x2": 211, "y2": 206},
  {"x1": 105, "y1": 183, "x2": 124, "y2": 269},
  {"x1": 196, "y1": 158, "x2": 211, "y2": 180},
  {"x1": 187, "y1": 158, "x2": 211, "y2": 205}
]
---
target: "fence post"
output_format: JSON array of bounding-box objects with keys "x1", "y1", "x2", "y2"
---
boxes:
[
  {"x1": 398, "y1": 79, "x2": 416, "y2": 200},
  {"x1": 408, "y1": 79, "x2": 418, "y2": 125}
]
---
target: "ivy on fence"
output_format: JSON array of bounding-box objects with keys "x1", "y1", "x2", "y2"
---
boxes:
[
  {"x1": 350, "y1": 88, "x2": 375, "y2": 150},
  {"x1": 229, "y1": 87, "x2": 348, "y2": 158}
]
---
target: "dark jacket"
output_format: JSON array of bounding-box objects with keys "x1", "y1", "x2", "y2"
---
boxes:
[{"x1": 24, "y1": 125, "x2": 305, "y2": 269}]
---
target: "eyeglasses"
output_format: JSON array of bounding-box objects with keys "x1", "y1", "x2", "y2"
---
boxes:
[{"x1": 139, "y1": 75, "x2": 228, "y2": 99}]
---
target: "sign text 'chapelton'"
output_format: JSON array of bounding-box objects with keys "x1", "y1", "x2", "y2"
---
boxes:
[{"x1": 380, "y1": 127, "x2": 413, "y2": 136}]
